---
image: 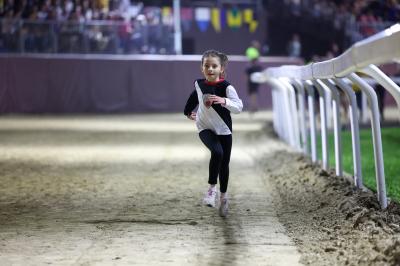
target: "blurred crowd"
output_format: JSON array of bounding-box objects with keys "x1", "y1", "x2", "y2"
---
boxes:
[
  {"x1": 284, "y1": 0, "x2": 399, "y2": 40},
  {"x1": 0, "y1": 0, "x2": 399, "y2": 55},
  {"x1": 0, "y1": 0, "x2": 176, "y2": 54},
  {"x1": 0, "y1": 0, "x2": 144, "y2": 22},
  {"x1": 2, "y1": 0, "x2": 398, "y2": 25},
  {"x1": 274, "y1": 0, "x2": 399, "y2": 62}
]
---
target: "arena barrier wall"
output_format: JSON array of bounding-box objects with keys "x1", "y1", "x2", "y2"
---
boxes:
[{"x1": 0, "y1": 54, "x2": 301, "y2": 113}]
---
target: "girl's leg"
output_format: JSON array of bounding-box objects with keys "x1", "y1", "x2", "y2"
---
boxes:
[
  {"x1": 217, "y1": 134, "x2": 232, "y2": 193},
  {"x1": 199, "y1": 130, "x2": 224, "y2": 186},
  {"x1": 250, "y1": 92, "x2": 258, "y2": 113}
]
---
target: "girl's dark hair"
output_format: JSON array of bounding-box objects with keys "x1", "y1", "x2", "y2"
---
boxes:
[
  {"x1": 201, "y1": 50, "x2": 229, "y2": 68},
  {"x1": 201, "y1": 50, "x2": 228, "y2": 78}
]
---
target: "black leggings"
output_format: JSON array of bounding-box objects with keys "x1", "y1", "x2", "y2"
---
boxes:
[{"x1": 199, "y1": 129, "x2": 232, "y2": 193}]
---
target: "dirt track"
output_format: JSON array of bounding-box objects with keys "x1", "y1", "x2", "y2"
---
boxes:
[
  {"x1": 0, "y1": 113, "x2": 301, "y2": 266},
  {"x1": 1, "y1": 113, "x2": 400, "y2": 266}
]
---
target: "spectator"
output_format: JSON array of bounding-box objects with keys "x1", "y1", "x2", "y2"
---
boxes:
[
  {"x1": 332, "y1": 42, "x2": 340, "y2": 56},
  {"x1": 287, "y1": 33, "x2": 301, "y2": 58},
  {"x1": 245, "y1": 57, "x2": 263, "y2": 114},
  {"x1": 2, "y1": 9, "x2": 19, "y2": 52},
  {"x1": 245, "y1": 40, "x2": 260, "y2": 61},
  {"x1": 117, "y1": 16, "x2": 132, "y2": 53}
]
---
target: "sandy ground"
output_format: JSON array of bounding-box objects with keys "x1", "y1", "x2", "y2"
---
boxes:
[
  {"x1": 263, "y1": 147, "x2": 400, "y2": 266},
  {"x1": 1, "y1": 110, "x2": 400, "y2": 266},
  {"x1": 0, "y1": 112, "x2": 301, "y2": 266}
]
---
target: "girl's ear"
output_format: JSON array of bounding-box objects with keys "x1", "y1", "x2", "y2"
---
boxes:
[{"x1": 220, "y1": 67, "x2": 225, "y2": 78}]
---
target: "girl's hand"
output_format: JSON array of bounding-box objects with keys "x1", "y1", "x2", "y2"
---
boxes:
[
  {"x1": 188, "y1": 112, "x2": 196, "y2": 120},
  {"x1": 208, "y1": 95, "x2": 226, "y2": 105}
]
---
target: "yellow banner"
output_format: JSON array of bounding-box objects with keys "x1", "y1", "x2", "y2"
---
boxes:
[
  {"x1": 243, "y1": 8, "x2": 258, "y2": 33},
  {"x1": 227, "y1": 9, "x2": 242, "y2": 29},
  {"x1": 243, "y1": 9, "x2": 253, "y2": 24},
  {"x1": 211, "y1": 8, "x2": 221, "y2": 32}
]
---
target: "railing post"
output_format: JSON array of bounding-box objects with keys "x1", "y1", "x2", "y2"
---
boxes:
[
  {"x1": 268, "y1": 79, "x2": 297, "y2": 147},
  {"x1": 360, "y1": 64, "x2": 400, "y2": 120},
  {"x1": 281, "y1": 80, "x2": 295, "y2": 146},
  {"x1": 313, "y1": 80, "x2": 330, "y2": 171},
  {"x1": 280, "y1": 78, "x2": 301, "y2": 151},
  {"x1": 325, "y1": 88, "x2": 333, "y2": 129},
  {"x1": 333, "y1": 78, "x2": 363, "y2": 188},
  {"x1": 279, "y1": 88, "x2": 287, "y2": 142},
  {"x1": 348, "y1": 73, "x2": 387, "y2": 209},
  {"x1": 304, "y1": 81, "x2": 318, "y2": 163},
  {"x1": 321, "y1": 79, "x2": 343, "y2": 177},
  {"x1": 361, "y1": 91, "x2": 368, "y2": 123},
  {"x1": 271, "y1": 88, "x2": 281, "y2": 138},
  {"x1": 293, "y1": 79, "x2": 308, "y2": 155},
  {"x1": 272, "y1": 88, "x2": 284, "y2": 140}
]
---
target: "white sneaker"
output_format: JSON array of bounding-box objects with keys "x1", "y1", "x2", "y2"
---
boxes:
[
  {"x1": 203, "y1": 186, "x2": 218, "y2": 207},
  {"x1": 219, "y1": 197, "x2": 229, "y2": 217}
]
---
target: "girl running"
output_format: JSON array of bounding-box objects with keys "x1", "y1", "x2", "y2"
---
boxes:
[{"x1": 184, "y1": 50, "x2": 243, "y2": 217}]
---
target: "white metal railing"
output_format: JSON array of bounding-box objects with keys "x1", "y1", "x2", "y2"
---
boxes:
[{"x1": 252, "y1": 23, "x2": 400, "y2": 209}]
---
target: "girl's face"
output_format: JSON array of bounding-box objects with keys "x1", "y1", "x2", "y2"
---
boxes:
[{"x1": 201, "y1": 56, "x2": 224, "y2": 82}]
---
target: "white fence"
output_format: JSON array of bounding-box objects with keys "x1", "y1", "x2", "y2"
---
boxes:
[{"x1": 252, "y1": 23, "x2": 400, "y2": 209}]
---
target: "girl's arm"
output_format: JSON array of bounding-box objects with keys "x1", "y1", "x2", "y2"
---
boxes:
[
  {"x1": 223, "y1": 85, "x2": 243, "y2": 114},
  {"x1": 183, "y1": 90, "x2": 199, "y2": 118}
]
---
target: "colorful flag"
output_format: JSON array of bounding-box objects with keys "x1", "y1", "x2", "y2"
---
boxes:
[
  {"x1": 243, "y1": 8, "x2": 258, "y2": 33},
  {"x1": 249, "y1": 20, "x2": 258, "y2": 33},
  {"x1": 227, "y1": 8, "x2": 242, "y2": 29},
  {"x1": 211, "y1": 8, "x2": 221, "y2": 32},
  {"x1": 180, "y1": 7, "x2": 193, "y2": 32},
  {"x1": 243, "y1": 9, "x2": 253, "y2": 23},
  {"x1": 181, "y1": 7, "x2": 193, "y2": 20},
  {"x1": 195, "y1": 7, "x2": 210, "y2": 32}
]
